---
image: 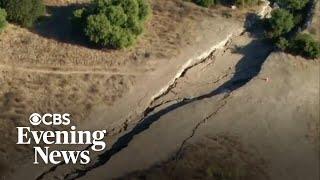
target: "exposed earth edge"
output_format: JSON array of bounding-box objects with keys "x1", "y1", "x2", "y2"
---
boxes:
[{"x1": 30, "y1": 2, "x2": 276, "y2": 179}]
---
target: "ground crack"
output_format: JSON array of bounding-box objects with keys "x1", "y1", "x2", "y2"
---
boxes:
[{"x1": 174, "y1": 94, "x2": 231, "y2": 160}]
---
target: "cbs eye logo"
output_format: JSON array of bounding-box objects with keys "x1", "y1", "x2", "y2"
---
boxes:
[
  {"x1": 29, "y1": 113, "x2": 42, "y2": 125},
  {"x1": 29, "y1": 113, "x2": 71, "y2": 126}
]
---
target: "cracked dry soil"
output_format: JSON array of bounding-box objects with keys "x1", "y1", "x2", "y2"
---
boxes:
[{"x1": 35, "y1": 24, "x2": 277, "y2": 180}]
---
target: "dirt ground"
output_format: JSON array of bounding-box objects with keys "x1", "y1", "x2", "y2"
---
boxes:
[
  {"x1": 119, "y1": 135, "x2": 268, "y2": 180},
  {"x1": 86, "y1": 51, "x2": 319, "y2": 180},
  {"x1": 17, "y1": 12, "x2": 318, "y2": 178}
]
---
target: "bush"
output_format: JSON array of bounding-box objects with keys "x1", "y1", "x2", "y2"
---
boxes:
[
  {"x1": 0, "y1": 0, "x2": 45, "y2": 27},
  {"x1": 266, "y1": 9, "x2": 294, "y2": 38},
  {"x1": 276, "y1": 37, "x2": 289, "y2": 50},
  {"x1": 266, "y1": 0, "x2": 318, "y2": 59},
  {"x1": 274, "y1": 0, "x2": 309, "y2": 11},
  {"x1": 0, "y1": 8, "x2": 6, "y2": 32},
  {"x1": 288, "y1": 33, "x2": 320, "y2": 59},
  {"x1": 73, "y1": 0, "x2": 151, "y2": 48}
]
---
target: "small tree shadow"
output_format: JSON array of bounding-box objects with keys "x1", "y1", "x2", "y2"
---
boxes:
[
  {"x1": 244, "y1": 13, "x2": 267, "y2": 37},
  {"x1": 32, "y1": 4, "x2": 101, "y2": 49},
  {"x1": 224, "y1": 15, "x2": 273, "y2": 92}
]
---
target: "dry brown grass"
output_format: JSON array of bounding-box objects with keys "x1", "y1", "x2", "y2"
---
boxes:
[
  {"x1": 0, "y1": 0, "x2": 204, "y2": 67},
  {"x1": 0, "y1": 70, "x2": 134, "y2": 161},
  {"x1": 0, "y1": 0, "x2": 255, "y2": 66}
]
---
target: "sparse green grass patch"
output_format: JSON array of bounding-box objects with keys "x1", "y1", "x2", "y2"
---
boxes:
[{"x1": 0, "y1": 8, "x2": 7, "y2": 32}]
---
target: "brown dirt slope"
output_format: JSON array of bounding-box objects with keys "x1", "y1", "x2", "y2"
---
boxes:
[{"x1": 116, "y1": 52, "x2": 319, "y2": 180}]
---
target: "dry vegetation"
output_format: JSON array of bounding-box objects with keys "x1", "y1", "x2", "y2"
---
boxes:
[
  {"x1": 0, "y1": 0, "x2": 202, "y2": 67},
  {"x1": 0, "y1": 70, "x2": 134, "y2": 159}
]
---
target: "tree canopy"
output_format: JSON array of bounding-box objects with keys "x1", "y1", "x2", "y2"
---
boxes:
[
  {"x1": 73, "y1": 0, "x2": 151, "y2": 48},
  {"x1": 267, "y1": 9, "x2": 294, "y2": 38},
  {"x1": 0, "y1": 0, "x2": 45, "y2": 27}
]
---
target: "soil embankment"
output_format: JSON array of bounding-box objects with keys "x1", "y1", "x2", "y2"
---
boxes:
[
  {"x1": 30, "y1": 6, "x2": 278, "y2": 179},
  {"x1": 4, "y1": 1, "x2": 318, "y2": 180}
]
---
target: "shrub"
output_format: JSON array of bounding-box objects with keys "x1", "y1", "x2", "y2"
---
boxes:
[
  {"x1": 288, "y1": 33, "x2": 320, "y2": 59},
  {"x1": 0, "y1": 0, "x2": 45, "y2": 27},
  {"x1": 193, "y1": 0, "x2": 215, "y2": 7},
  {"x1": 266, "y1": 9, "x2": 294, "y2": 38},
  {"x1": 266, "y1": 0, "x2": 318, "y2": 59},
  {"x1": 73, "y1": 0, "x2": 151, "y2": 48},
  {"x1": 292, "y1": 13, "x2": 303, "y2": 26},
  {"x1": 276, "y1": 37, "x2": 289, "y2": 50},
  {"x1": 274, "y1": 0, "x2": 309, "y2": 11},
  {"x1": 0, "y1": 8, "x2": 6, "y2": 32}
]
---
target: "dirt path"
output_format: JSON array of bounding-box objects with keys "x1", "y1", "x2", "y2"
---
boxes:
[{"x1": 0, "y1": 64, "x2": 149, "y2": 76}]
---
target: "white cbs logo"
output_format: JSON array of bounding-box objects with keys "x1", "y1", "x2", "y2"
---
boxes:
[{"x1": 29, "y1": 113, "x2": 71, "y2": 126}]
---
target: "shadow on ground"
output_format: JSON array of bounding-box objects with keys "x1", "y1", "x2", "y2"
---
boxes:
[
  {"x1": 61, "y1": 16, "x2": 274, "y2": 180},
  {"x1": 32, "y1": 4, "x2": 99, "y2": 48}
]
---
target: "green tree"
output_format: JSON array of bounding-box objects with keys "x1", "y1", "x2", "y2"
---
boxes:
[
  {"x1": 276, "y1": 37, "x2": 289, "y2": 50},
  {"x1": 137, "y1": 0, "x2": 151, "y2": 21},
  {"x1": 274, "y1": 0, "x2": 309, "y2": 11},
  {"x1": 0, "y1": 0, "x2": 45, "y2": 27},
  {"x1": 289, "y1": 33, "x2": 320, "y2": 59},
  {"x1": 73, "y1": 0, "x2": 151, "y2": 49},
  {"x1": 266, "y1": 9, "x2": 294, "y2": 38},
  {"x1": 85, "y1": 14, "x2": 112, "y2": 46}
]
